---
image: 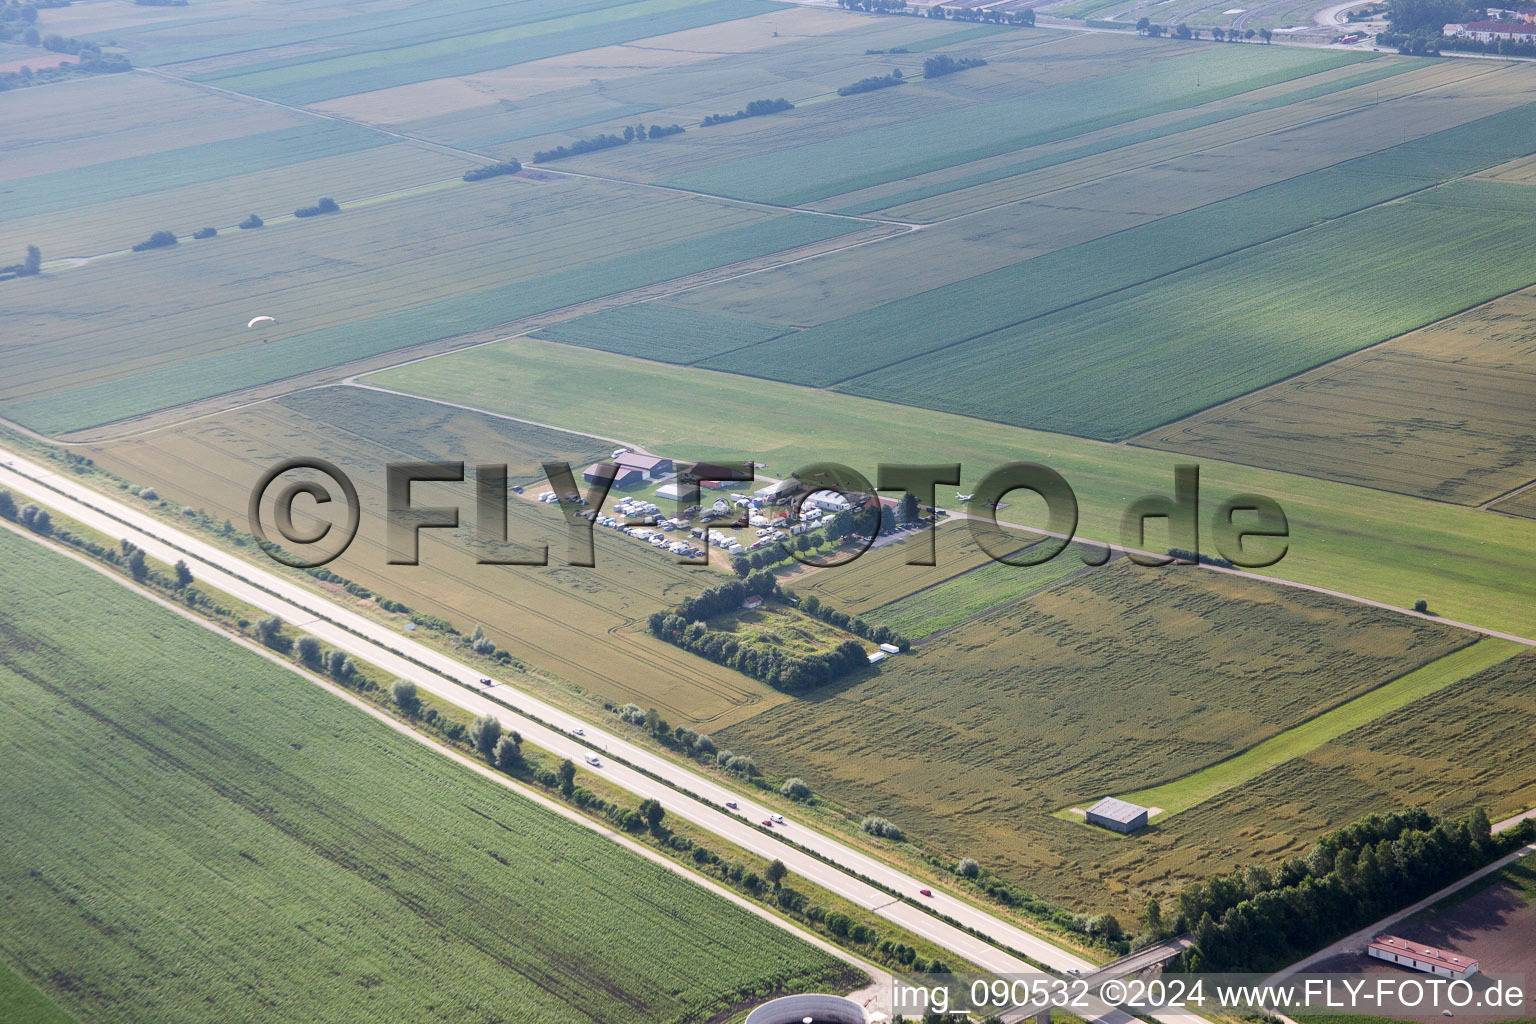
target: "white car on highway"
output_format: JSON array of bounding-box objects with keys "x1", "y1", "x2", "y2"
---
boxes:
[{"x1": 585, "y1": 754, "x2": 601, "y2": 767}]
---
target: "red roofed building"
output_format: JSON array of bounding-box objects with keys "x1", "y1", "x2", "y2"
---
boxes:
[
  {"x1": 1367, "y1": 935, "x2": 1479, "y2": 979},
  {"x1": 1443, "y1": 19, "x2": 1536, "y2": 40}
]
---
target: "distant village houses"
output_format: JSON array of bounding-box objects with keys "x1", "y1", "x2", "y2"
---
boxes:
[{"x1": 1442, "y1": 18, "x2": 1536, "y2": 39}]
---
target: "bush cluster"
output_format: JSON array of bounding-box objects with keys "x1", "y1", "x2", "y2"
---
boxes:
[
  {"x1": 462, "y1": 160, "x2": 522, "y2": 181},
  {"x1": 700, "y1": 97, "x2": 793, "y2": 127}
]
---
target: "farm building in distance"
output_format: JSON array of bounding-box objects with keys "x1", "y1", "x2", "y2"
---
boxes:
[
  {"x1": 1442, "y1": 18, "x2": 1536, "y2": 39},
  {"x1": 1086, "y1": 798, "x2": 1149, "y2": 834},
  {"x1": 1368, "y1": 935, "x2": 1479, "y2": 978},
  {"x1": 615, "y1": 452, "x2": 673, "y2": 479},
  {"x1": 583, "y1": 464, "x2": 644, "y2": 488}
]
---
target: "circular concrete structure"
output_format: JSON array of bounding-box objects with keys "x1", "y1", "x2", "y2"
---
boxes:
[{"x1": 744, "y1": 993, "x2": 865, "y2": 1024}]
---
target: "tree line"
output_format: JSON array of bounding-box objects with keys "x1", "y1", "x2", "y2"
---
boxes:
[
  {"x1": 1171, "y1": 806, "x2": 1535, "y2": 971},
  {"x1": 701, "y1": 97, "x2": 793, "y2": 126},
  {"x1": 462, "y1": 160, "x2": 521, "y2": 181},
  {"x1": 1136, "y1": 18, "x2": 1272, "y2": 40},
  {"x1": 293, "y1": 197, "x2": 339, "y2": 218},
  {"x1": 922, "y1": 54, "x2": 986, "y2": 78},
  {"x1": 532, "y1": 122, "x2": 683, "y2": 163},
  {"x1": 839, "y1": 70, "x2": 904, "y2": 96}
]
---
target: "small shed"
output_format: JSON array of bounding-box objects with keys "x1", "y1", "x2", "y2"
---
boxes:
[{"x1": 1085, "y1": 798, "x2": 1148, "y2": 834}]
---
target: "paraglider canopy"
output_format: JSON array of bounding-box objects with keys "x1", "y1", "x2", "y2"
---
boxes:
[{"x1": 247, "y1": 315, "x2": 277, "y2": 328}]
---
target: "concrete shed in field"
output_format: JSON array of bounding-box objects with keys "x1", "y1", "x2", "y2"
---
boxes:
[{"x1": 1085, "y1": 798, "x2": 1148, "y2": 834}]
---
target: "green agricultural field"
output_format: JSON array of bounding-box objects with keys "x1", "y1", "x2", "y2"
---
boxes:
[
  {"x1": 0, "y1": 961, "x2": 74, "y2": 1024},
  {"x1": 367, "y1": 338, "x2": 1536, "y2": 638},
  {"x1": 0, "y1": 108, "x2": 385, "y2": 223},
  {"x1": 715, "y1": 561, "x2": 1469, "y2": 910},
  {"x1": 86, "y1": 385, "x2": 796, "y2": 731},
  {"x1": 662, "y1": 43, "x2": 1367, "y2": 206},
  {"x1": 0, "y1": 527, "x2": 858, "y2": 1024},
  {"x1": 1115, "y1": 639, "x2": 1522, "y2": 819},
  {"x1": 1141, "y1": 279, "x2": 1536, "y2": 504},
  {"x1": 533, "y1": 301, "x2": 793, "y2": 363},
  {"x1": 861, "y1": 545, "x2": 1094, "y2": 640},
  {"x1": 842, "y1": 180, "x2": 1536, "y2": 440},
  {"x1": 695, "y1": 98, "x2": 1536, "y2": 388},
  {"x1": 786, "y1": 525, "x2": 1025, "y2": 618},
  {"x1": 0, "y1": 144, "x2": 474, "y2": 261},
  {"x1": 0, "y1": 173, "x2": 858, "y2": 435},
  {"x1": 198, "y1": 0, "x2": 783, "y2": 104}
]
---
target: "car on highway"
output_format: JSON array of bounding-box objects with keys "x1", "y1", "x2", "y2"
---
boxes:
[
  {"x1": 761, "y1": 820, "x2": 773, "y2": 827},
  {"x1": 919, "y1": 888, "x2": 932, "y2": 897},
  {"x1": 478, "y1": 677, "x2": 493, "y2": 686},
  {"x1": 585, "y1": 754, "x2": 601, "y2": 767},
  {"x1": 770, "y1": 813, "x2": 785, "y2": 824},
  {"x1": 725, "y1": 801, "x2": 738, "y2": 809},
  {"x1": 572, "y1": 727, "x2": 584, "y2": 736}
]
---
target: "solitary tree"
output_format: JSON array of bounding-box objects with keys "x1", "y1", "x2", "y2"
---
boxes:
[
  {"x1": 557, "y1": 758, "x2": 577, "y2": 793},
  {"x1": 391, "y1": 679, "x2": 421, "y2": 718},
  {"x1": 23, "y1": 245, "x2": 40, "y2": 275},
  {"x1": 173, "y1": 559, "x2": 194, "y2": 588},
  {"x1": 639, "y1": 798, "x2": 666, "y2": 830},
  {"x1": 1260, "y1": 26, "x2": 1273, "y2": 41},
  {"x1": 1136, "y1": 15, "x2": 1152, "y2": 32},
  {"x1": 493, "y1": 732, "x2": 523, "y2": 771},
  {"x1": 764, "y1": 858, "x2": 788, "y2": 888},
  {"x1": 470, "y1": 713, "x2": 502, "y2": 759},
  {"x1": 127, "y1": 548, "x2": 149, "y2": 581}
]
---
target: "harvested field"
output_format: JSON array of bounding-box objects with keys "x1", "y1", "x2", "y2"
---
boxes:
[
  {"x1": 199, "y1": 0, "x2": 784, "y2": 105},
  {"x1": 84, "y1": 385, "x2": 792, "y2": 730},
  {"x1": 861, "y1": 545, "x2": 1096, "y2": 639},
  {"x1": 315, "y1": 7, "x2": 851, "y2": 125},
  {"x1": 1118, "y1": 639, "x2": 1521, "y2": 818},
  {"x1": 716, "y1": 562, "x2": 1470, "y2": 910},
  {"x1": 1492, "y1": 488, "x2": 1536, "y2": 520},
  {"x1": 1141, "y1": 280, "x2": 1536, "y2": 504},
  {"x1": 0, "y1": 527, "x2": 856, "y2": 1024}
]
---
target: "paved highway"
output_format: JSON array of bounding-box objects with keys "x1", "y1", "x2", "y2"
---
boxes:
[{"x1": 0, "y1": 445, "x2": 1218, "y2": 1024}]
